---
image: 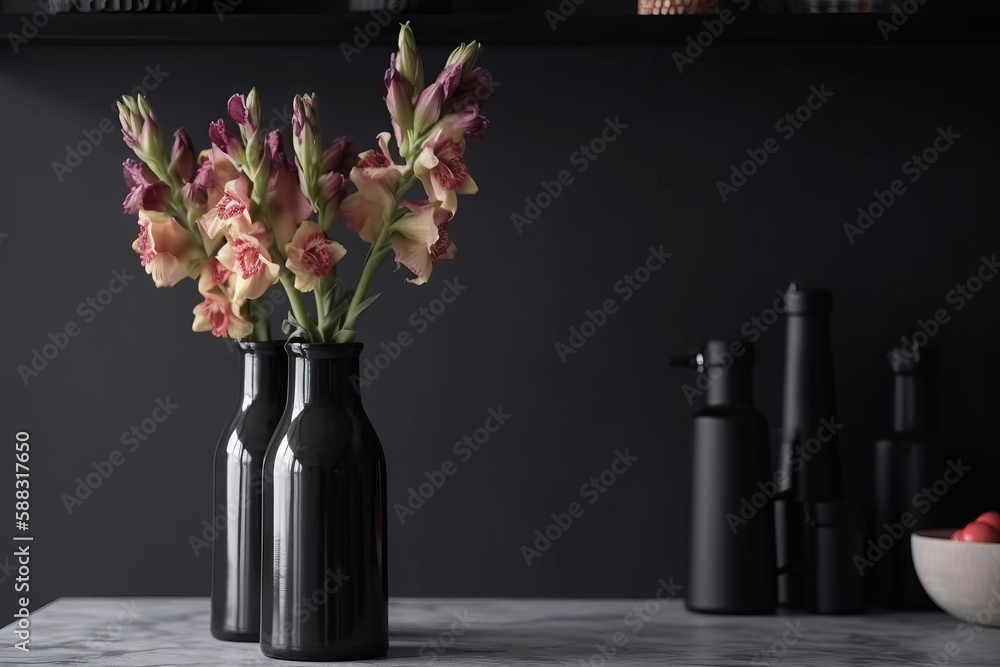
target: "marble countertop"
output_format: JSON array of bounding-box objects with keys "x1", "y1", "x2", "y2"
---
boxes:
[{"x1": 2, "y1": 597, "x2": 999, "y2": 665}]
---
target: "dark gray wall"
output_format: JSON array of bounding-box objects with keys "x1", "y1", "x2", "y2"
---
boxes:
[{"x1": 1, "y1": 34, "x2": 999, "y2": 620}]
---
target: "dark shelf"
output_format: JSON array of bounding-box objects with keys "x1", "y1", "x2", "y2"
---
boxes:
[{"x1": 1, "y1": 12, "x2": 999, "y2": 46}]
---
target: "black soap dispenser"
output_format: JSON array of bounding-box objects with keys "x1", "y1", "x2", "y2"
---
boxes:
[
  {"x1": 874, "y1": 344, "x2": 944, "y2": 609},
  {"x1": 673, "y1": 340, "x2": 776, "y2": 614}
]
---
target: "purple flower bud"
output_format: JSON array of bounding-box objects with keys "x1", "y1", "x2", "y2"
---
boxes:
[
  {"x1": 208, "y1": 118, "x2": 242, "y2": 158},
  {"x1": 317, "y1": 171, "x2": 345, "y2": 203},
  {"x1": 122, "y1": 159, "x2": 171, "y2": 214},
  {"x1": 182, "y1": 160, "x2": 213, "y2": 207},
  {"x1": 448, "y1": 66, "x2": 493, "y2": 113},
  {"x1": 228, "y1": 93, "x2": 248, "y2": 126},
  {"x1": 169, "y1": 128, "x2": 196, "y2": 184},
  {"x1": 322, "y1": 136, "x2": 355, "y2": 176},
  {"x1": 413, "y1": 65, "x2": 461, "y2": 135},
  {"x1": 267, "y1": 130, "x2": 294, "y2": 172}
]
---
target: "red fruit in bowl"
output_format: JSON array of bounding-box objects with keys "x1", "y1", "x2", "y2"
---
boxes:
[
  {"x1": 974, "y1": 511, "x2": 1000, "y2": 531},
  {"x1": 956, "y1": 521, "x2": 1000, "y2": 543}
]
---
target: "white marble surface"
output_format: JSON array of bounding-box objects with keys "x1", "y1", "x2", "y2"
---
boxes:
[{"x1": 2, "y1": 597, "x2": 1000, "y2": 665}]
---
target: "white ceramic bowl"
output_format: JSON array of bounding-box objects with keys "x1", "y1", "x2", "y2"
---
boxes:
[{"x1": 911, "y1": 529, "x2": 1000, "y2": 627}]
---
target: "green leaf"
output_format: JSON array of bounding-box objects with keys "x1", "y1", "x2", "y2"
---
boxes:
[
  {"x1": 352, "y1": 292, "x2": 382, "y2": 319},
  {"x1": 280, "y1": 311, "x2": 309, "y2": 341}
]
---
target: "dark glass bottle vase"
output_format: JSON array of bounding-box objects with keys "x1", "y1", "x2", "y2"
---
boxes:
[
  {"x1": 211, "y1": 341, "x2": 288, "y2": 642},
  {"x1": 262, "y1": 342, "x2": 388, "y2": 661}
]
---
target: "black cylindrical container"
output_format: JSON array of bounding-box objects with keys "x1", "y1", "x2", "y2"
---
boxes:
[
  {"x1": 261, "y1": 343, "x2": 388, "y2": 661},
  {"x1": 675, "y1": 341, "x2": 777, "y2": 614},
  {"x1": 211, "y1": 341, "x2": 287, "y2": 641},
  {"x1": 874, "y1": 345, "x2": 943, "y2": 609},
  {"x1": 774, "y1": 284, "x2": 846, "y2": 611}
]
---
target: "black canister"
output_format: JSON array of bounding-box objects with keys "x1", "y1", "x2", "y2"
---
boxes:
[{"x1": 673, "y1": 340, "x2": 777, "y2": 614}]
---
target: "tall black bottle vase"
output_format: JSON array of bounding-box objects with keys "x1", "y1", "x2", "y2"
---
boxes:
[
  {"x1": 261, "y1": 342, "x2": 388, "y2": 661},
  {"x1": 211, "y1": 341, "x2": 288, "y2": 641}
]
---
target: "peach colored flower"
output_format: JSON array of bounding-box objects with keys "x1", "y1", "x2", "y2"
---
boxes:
[
  {"x1": 197, "y1": 257, "x2": 235, "y2": 298},
  {"x1": 198, "y1": 175, "x2": 255, "y2": 242},
  {"x1": 414, "y1": 129, "x2": 477, "y2": 214},
  {"x1": 216, "y1": 227, "x2": 280, "y2": 305},
  {"x1": 340, "y1": 191, "x2": 387, "y2": 244},
  {"x1": 284, "y1": 220, "x2": 347, "y2": 293},
  {"x1": 192, "y1": 291, "x2": 253, "y2": 340},
  {"x1": 390, "y1": 201, "x2": 455, "y2": 285},
  {"x1": 341, "y1": 133, "x2": 407, "y2": 243},
  {"x1": 132, "y1": 210, "x2": 199, "y2": 288}
]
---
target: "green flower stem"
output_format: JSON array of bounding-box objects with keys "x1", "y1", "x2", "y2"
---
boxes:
[
  {"x1": 335, "y1": 173, "x2": 416, "y2": 342},
  {"x1": 280, "y1": 271, "x2": 321, "y2": 341},
  {"x1": 252, "y1": 303, "x2": 270, "y2": 341}
]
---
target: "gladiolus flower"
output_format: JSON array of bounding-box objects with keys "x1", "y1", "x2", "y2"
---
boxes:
[
  {"x1": 340, "y1": 192, "x2": 387, "y2": 245},
  {"x1": 322, "y1": 136, "x2": 356, "y2": 176},
  {"x1": 228, "y1": 93, "x2": 249, "y2": 127},
  {"x1": 284, "y1": 220, "x2": 347, "y2": 293},
  {"x1": 198, "y1": 176, "x2": 256, "y2": 241},
  {"x1": 414, "y1": 129, "x2": 478, "y2": 214},
  {"x1": 132, "y1": 210, "x2": 198, "y2": 288},
  {"x1": 395, "y1": 22, "x2": 424, "y2": 95},
  {"x1": 118, "y1": 94, "x2": 164, "y2": 161},
  {"x1": 353, "y1": 133, "x2": 405, "y2": 206},
  {"x1": 216, "y1": 229, "x2": 280, "y2": 305},
  {"x1": 385, "y1": 54, "x2": 415, "y2": 153},
  {"x1": 192, "y1": 291, "x2": 253, "y2": 340},
  {"x1": 390, "y1": 201, "x2": 454, "y2": 285},
  {"x1": 266, "y1": 131, "x2": 313, "y2": 247},
  {"x1": 197, "y1": 257, "x2": 234, "y2": 297},
  {"x1": 413, "y1": 64, "x2": 462, "y2": 135},
  {"x1": 341, "y1": 133, "x2": 406, "y2": 243},
  {"x1": 122, "y1": 159, "x2": 170, "y2": 214},
  {"x1": 447, "y1": 66, "x2": 493, "y2": 113},
  {"x1": 169, "y1": 128, "x2": 196, "y2": 185},
  {"x1": 208, "y1": 118, "x2": 245, "y2": 164},
  {"x1": 437, "y1": 104, "x2": 489, "y2": 143}
]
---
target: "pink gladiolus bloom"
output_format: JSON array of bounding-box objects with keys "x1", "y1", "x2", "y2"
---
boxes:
[
  {"x1": 192, "y1": 292, "x2": 253, "y2": 340},
  {"x1": 341, "y1": 133, "x2": 406, "y2": 243},
  {"x1": 199, "y1": 176, "x2": 255, "y2": 241},
  {"x1": 216, "y1": 230, "x2": 280, "y2": 305},
  {"x1": 132, "y1": 210, "x2": 198, "y2": 288},
  {"x1": 390, "y1": 201, "x2": 455, "y2": 285},
  {"x1": 266, "y1": 131, "x2": 313, "y2": 247},
  {"x1": 340, "y1": 191, "x2": 387, "y2": 244},
  {"x1": 353, "y1": 133, "x2": 405, "y2": 206},
  {"x1": 122, "y1": 159, "x2": 170, "y2": 214},
  {"x1": 284, "y1": 220, "x2": 347, "y2": 293},
  {"x1": 414, "y1": 130, "x2": 478, "y2": 214},
  {"x1": 197, "y1": 257, "x2": 234, "y2": 297}
]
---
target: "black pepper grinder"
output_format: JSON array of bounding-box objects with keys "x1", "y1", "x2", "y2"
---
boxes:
[
  {"x1": 672, "y1": 340, "x2": 777, "y2": 614},
  {"x1": 774, "y1": 283, "x2": 866, "y2": 614},
  {"x1": 874, "y1": 344, "x2": 944, "y2": 609}
]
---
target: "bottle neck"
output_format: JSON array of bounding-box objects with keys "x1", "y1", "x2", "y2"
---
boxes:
[
  {"x1": 706, "y1": 365, "x2": 753, "y2": 407},
  {"x1": 894, "y1": 373, "x2": 935, "y2": 433},
  {"x1": 239, "y1": 344, "x2": 287, "y2": 410},
  {"x1": 287, "y1": 345, "x2": 363, "y2": 410}
]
